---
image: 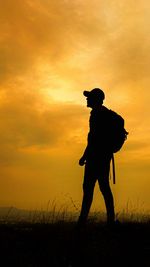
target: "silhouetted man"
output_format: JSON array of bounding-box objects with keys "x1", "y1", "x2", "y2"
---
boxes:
[{"x1": 78, "y1": 88, "x2": 115, "y2": 227}]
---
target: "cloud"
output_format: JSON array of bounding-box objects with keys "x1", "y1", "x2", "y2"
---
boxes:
[
  {"x1": 0, "y1": 86, "x2": 88, "y2": 165},
  {"x1": 1, "y1": 0, "x2": 149, "y2": 100},
  {"x1": 0, "y1": 0, "x2": 103, "y2": 82}
]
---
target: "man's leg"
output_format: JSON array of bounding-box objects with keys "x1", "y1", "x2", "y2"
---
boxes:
[
  {"x1": 99, "y1": 181, "x2": 115, "y2": 224},
  {"x1": 98, "y1": 159, "x2": 115, "y2": 224},
  {"x1": 78, "y1": 164, "x2": 96, "y2": 226}
]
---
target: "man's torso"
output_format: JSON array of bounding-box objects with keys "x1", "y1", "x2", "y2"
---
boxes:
[{"x1": 87, "y1": 105, "x2": 112, "y2": 159}]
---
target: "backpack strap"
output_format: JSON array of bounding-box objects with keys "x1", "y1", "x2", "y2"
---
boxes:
[{"x1": 112, "y1": 154, "x2": 116, "y2": 184}]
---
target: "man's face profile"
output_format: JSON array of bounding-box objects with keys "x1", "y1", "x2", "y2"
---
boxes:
[
  {"x1": 86, "y1": 96, "x2": 93, "y2": 108},
  {"x1": 86, "y1": 96, "x2": 102, "y2": 108}
]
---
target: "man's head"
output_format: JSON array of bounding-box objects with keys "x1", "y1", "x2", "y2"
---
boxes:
[{"x1": 83, "y1": 88, "x2": 105, "y2": 108}]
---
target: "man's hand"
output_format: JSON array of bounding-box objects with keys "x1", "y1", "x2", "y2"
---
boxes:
[{"x1": 79, "y1": 156, "x2": 86, "y2": 166}]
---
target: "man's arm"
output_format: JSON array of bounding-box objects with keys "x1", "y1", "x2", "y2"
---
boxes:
[{"x1": 79, "y1": 145, "x2": 89, "y2": 166}]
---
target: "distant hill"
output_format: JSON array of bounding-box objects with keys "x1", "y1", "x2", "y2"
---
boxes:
[
  {"x1": 0, "y1": 206, "x2": 78, "y2": 223},
  {"x1": 0, "y1": 206, "x2": 52, "y2": 222}
]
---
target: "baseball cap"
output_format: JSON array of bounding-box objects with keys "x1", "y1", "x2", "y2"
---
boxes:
[{"x1": 83, "y1": 88, "x2": 105, "y2": 100}]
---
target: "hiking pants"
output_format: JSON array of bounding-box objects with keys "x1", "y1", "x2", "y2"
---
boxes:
[{"x1": 79, "y1": 154, "x2": 115, "y2": 224}]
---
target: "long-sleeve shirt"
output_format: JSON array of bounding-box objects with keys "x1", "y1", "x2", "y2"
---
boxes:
[{"x1": 84, "y1": 105, "x2": 112, "y2": 160}]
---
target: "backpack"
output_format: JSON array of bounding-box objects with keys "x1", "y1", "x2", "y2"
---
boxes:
[
  {"x1": 108, "y1": 110, "x2": 128, "y2": 153},
  {"x1": 107, "y1": 110, "x2": 128, "y2": 184}
]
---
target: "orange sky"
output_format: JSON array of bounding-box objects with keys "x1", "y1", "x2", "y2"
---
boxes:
[{"x1": 0, "y1": 0, "x2": 150, "y2": 213}]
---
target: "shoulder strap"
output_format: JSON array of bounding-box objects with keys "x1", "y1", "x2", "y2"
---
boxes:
[{"x1": 112, "y1": 154, "x2": 116, "y2": 184}]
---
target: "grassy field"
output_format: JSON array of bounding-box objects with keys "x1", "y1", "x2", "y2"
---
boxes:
[{"x1": 0, "y1": 210, "x2": 150, "y2": 267}]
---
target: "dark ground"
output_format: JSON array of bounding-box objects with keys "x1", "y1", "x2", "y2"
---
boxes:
[{"x1": 0, "y1": 220, "x2": 150, "y2": 267}]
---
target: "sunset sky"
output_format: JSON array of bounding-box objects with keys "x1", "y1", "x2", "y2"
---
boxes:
[{"x1": 0, "y1": 0, "x2": 150, "y2": 213}]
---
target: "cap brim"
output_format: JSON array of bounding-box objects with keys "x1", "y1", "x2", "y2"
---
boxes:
[{"x1": 83, "y1": 91, "x2": 90, "y2": 97}]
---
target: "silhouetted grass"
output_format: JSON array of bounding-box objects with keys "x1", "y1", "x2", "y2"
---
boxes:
[{"x1": 0, "y1": 208, "x2": 150, "y2": 267}]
